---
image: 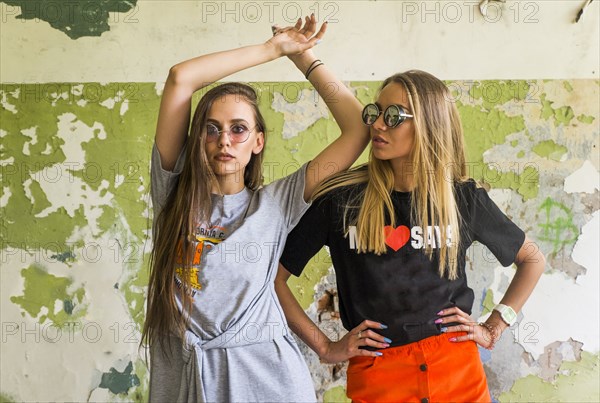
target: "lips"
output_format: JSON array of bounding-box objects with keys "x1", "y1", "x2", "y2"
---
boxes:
[
  {"x1": 372, "y1": 135, "x2": 389, "y2": 145},
  {"x1": 215, "y1": 152, "x2": 234, "y2": 161}
]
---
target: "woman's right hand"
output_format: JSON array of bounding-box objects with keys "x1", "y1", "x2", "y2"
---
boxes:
[
  {"x1": 319, "y1": 320, "x2": 391, "y2": 364},
  {"x1": 267, "y1": 14, "x2": 326, "y2": 58}
]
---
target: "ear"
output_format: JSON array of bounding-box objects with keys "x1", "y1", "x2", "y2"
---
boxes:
[{"x1": 252, "y1": 131, "x2": 265, "y2": 154}]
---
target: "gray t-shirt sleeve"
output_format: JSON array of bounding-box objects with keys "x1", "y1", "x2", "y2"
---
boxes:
[
  {"x1": 263, "y1": 163, "x2": 311, "y2": 231},
  {"x1": 150, "y1": 143, "x2": 186, "y2": 219}
]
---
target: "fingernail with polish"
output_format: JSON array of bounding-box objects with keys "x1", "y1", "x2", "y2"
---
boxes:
[
  {"x1": 316, "y1": 39, "x2": 322, "y2": 45},
  {"x1": 440, "y1": 327, "x2": 448, "y2": 333},
  {"x1": 384, "y1": 337, "x2": 392, "y2": 343},
  {"x1": 449, "y1": 337, "x2": 457, "y2": 342},
  {"x1": 380, "y1": 324, "x2": 388, "y2": 329},
  {"x1": 434, "y1": 318, "x2": 443, "y2": 324},
  {"x1": 437, "y1": 310, "x2": 444, "y2": 315},
  {"x1": 375, "y1": 352, "x2": 383, "y2": 356}
]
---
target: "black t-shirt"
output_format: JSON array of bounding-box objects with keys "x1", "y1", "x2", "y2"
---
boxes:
[{"x1": 280, "y1": 179, "x2": 525, "y2": 347}]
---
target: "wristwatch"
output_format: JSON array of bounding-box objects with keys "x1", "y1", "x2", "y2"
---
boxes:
[{"x1": 494, "y1": 304, "x2": 517, "y2": 326}]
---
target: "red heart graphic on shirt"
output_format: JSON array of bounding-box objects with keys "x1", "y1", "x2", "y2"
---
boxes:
[{"x1": 384, "y1": 225, "x2": 410, "y2": 251}]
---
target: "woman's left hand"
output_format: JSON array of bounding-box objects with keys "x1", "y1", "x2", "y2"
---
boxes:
[
  {"x1": 436, "y1": 307, "x2": 496, "y2": 349},
  {"x1": 267, "y1": 14, "x2": 326, "y2": 58}
]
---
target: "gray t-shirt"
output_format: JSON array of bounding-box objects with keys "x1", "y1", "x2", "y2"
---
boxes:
[{"x1": 149, "y1": 144, "x2": 316, "y2": 403}]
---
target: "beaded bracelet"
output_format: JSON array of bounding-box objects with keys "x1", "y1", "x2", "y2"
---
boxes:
[
  {"x1": 478, "y1": 322, "x2": 498, "y2": 350},
  {"x1": 305, "y1": 60, "x2": 324, "y2": 79}
]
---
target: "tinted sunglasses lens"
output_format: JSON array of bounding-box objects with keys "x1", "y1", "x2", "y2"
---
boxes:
[
  {"x1": 362, "y1": 104, "x2": 380, "y2": 125},
  {"x1": 384, "y1": 105, "x2": 402, "y2": 127},
  {"x1": 206, "y1": 124, "x2": 219, "y2": 141},
  {"x1": 230, "y1": 125, "x2": 250, "y2": 143}
]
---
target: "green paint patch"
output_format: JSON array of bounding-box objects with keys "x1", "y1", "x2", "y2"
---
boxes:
[
  {"x1": 351, "y1": 81, "x2": 382, "y2": 106},
  {"x1": 563, "y1": 81, "x2": 574, "y2": 92},
  {"x1": 477, "y1": 165, "x2": 539, "y2": 201},
  {"x1": 540, "y1": 94, "x2": 575, "y2": 127},
  {"x1": 577, "y1": 114, "x2": 595, "y2": 124},
  {"x1": 288, "y1": 248, "x2": 333, "y2": 310},
  {"x1": 468, "y1": 81, "x2": 531, "y2": 111},
  {"x1": 554, "y1": 106, "x2": 575, "y2": 126},
  {"x1": 532, "y1": 140, "x2": 567, "y2": 161},
  {"x1": 459, "y1": 105, "x2": 526, "y2": 163},
  {"x1": 481, "y1": 289, "x2": 495, "y2": 316},
  {"x1": 323, "y1": 385, "x2": 351, "y2": 403},
  {"x1": 510, "y1": 140, "x2": 519, "y2": 147},
  {"x1": 540, "y1": 94, "x2": 555, "y2": 120},
  {"x1": 0, "y1": 393, "x2": 15, "y2": 403},
  {"x1": 516, "y1": 150, "x2": 525, "y2": 158},
  {"x1": 97, "y1": 205, "x2": 118, "y2": 233},
  {"x1": 131, "y1": 360, "x2": 149, "y2": 403},
  {"x1": 458, "y1": 99, "x2": 538, "y2": 200},
  {"x1": 2, "y1": 0, "x2": 138, "y2": 40},
  {"x1": 515, "y1": 166, "x2": 539, "y2": 200},
  {"x1": 28, "y1": 179, "x2": 52, "y2": 214},
  {"x1": 254, "y1": 81, "x2": 296, "y2": 184},
  {"x1": 10, "y1": 264, "x2": 87, "y2": 326},
  {"x1": 499, "y1": 352, "x2": 600, "y2": 402},
  {"x1": 99, "y1": 361, "x2": 140, "y2": 395}
]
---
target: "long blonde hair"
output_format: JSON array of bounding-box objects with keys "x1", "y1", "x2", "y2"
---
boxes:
[
  {"x1": 313, "y1": 71, "x2": 467, "y2": 279},
  {"x1": 142, "y1": 83, "x2": 267, "y2": 350}
]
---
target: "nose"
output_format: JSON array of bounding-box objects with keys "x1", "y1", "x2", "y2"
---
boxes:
[
  {"x1": 216, "y1": 130, "x2": 231, "y2": 148},
  {"x1": 371, "y1": 113, "x2": 387, "y2": 132}
]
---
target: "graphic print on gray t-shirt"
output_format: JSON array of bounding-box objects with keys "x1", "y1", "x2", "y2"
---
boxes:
[{"x1": 173, "y1": 189, "x2": 251, "y2": 295}]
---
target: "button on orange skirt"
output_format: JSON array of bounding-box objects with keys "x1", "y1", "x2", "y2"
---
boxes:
[{"x1": 346, "y1": 332, "x2": 491, "y2": 403}]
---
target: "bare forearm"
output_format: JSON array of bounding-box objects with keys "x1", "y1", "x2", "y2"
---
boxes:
[
  {"x1": 499, "y1": 259, "x2": 545, "y2": 313},
  {"x1": 169, "y1": 43, "x2": 280, "y2": 92},
  {"x1": 294, "y1": 57, "x2": 364, "y2": 136},
  {"x1": 486, "y1": 238, "x2": 545, "y2": 331},
  {"x1": 295, "y1": 54, "x2": 369, "y2": 199},
  {"x1": 275, "y1": 270, "x2": 331, "y2": 357}
]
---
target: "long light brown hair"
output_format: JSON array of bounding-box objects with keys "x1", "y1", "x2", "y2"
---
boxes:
[
  {"x1": 313, "y1": 71, "x2": 467, "y2": 279},
  {"x1": 142, "y1": 83, "x2": 267, "y2": 351}
]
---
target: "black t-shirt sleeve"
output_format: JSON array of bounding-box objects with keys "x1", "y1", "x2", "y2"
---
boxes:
[
  {"x1": 466, "y1": 181, "x2": 526, "y2": 266},
  {"x1": 280, "y1": 196, "x2": 330, "y2": 277}
]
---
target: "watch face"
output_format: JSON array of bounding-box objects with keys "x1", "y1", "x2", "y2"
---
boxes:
[
  {"x1": 497, "y1": 304, "x2": 517, "y2": 325},
  {"x1": 503, "y1": 308, "x2": 517, "y2": 324}
]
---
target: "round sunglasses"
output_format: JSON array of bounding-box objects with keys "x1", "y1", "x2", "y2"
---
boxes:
[
  {"x1": 362, "y1": 104, "x2": 413, "y2": 128},
  {"x1": 205, "y1": 123, "x2": 256, "y2": 143}
]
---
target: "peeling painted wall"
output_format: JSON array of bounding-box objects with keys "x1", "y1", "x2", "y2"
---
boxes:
[{"x1": 1, "y1": 1, "x2": 599, "y2": 402}]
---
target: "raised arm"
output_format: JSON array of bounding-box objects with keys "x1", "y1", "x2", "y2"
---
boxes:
[
  {"x1": 155, "y1": 18, "x2": 326, "y2": 171},
  {"x1": 281, "y1": 16, "x2": 370, "y2": 200}
]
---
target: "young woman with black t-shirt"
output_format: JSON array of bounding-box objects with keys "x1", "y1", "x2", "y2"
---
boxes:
[{"x1": 277, "y1": 70, "x2": 545, "y2": 402}]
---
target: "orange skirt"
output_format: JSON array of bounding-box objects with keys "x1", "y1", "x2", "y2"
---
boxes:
[{"x1": 346, "y1": 332, "x2": 491, "y2": 403}]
